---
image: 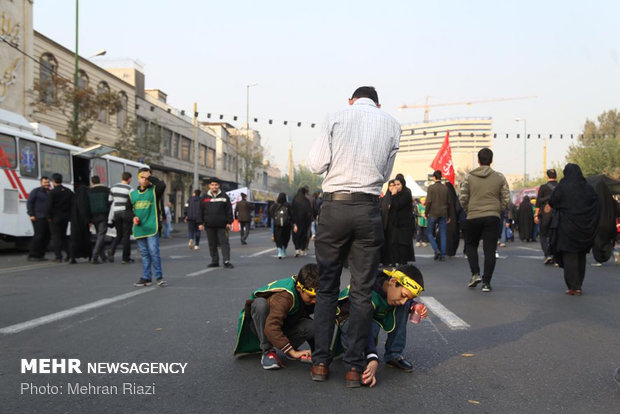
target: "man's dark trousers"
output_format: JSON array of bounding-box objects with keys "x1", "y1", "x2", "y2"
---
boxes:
[
  {"x1": 206, "y1": 227, "x2": 230, "y2": 264},
  {"x1": 465, "y1": 216, "x2": 501, "y2": 283},
  {"x1": 50, "y1": 219, "x2": 69, "y2": 260},
  {"x1": 240, "y1": 221, "x2": 250, "y2": 243},
  {"x1": 110, "y1": 213, "x2": 133, "y2": 261},
  {"x1": 313, "y1": 199, "x2": 384, "y2": 372},
  {"x1": 29, "y1": 218, "x2": 50, "y2": 258}
]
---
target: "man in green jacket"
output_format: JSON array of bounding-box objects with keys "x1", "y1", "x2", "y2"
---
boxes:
[
  {"x1": 129, "y1": 168, "x2": 167, "y2": 287},
  {"x1": 459, "y1": 148, "x2": 510, "y2": 292}
]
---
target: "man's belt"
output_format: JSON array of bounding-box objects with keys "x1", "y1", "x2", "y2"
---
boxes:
[{"x1": 323, "y1": 192, "x2": 378, "y2": 202}]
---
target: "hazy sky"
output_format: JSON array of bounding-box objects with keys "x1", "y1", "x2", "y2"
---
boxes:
[{"x1": 33, "y1": 0, "x2": 620, "y2": 177}]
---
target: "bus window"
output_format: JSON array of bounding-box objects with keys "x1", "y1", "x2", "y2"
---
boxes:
[
  {"x1": 19, "y1": 139, "x2": 39, "y2": 178},
  {"x1": 109, "y1": 160, "x2": 124, "y2": 185},
  {"x1": 90, "y1": 158, "x2": 108, "y2": 186},
  {"x1": 0, "y1": 133, "x2": 17, "y2": 168},
  {"x1": 40, "y1": 144, "x2": 71, "y2": 182},
  {"x1": 124, "y1": 165, "x2": 139, "y2": 188}
]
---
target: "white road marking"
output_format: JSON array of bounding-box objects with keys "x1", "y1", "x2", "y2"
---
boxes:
[
  {"x1": 0, "y1": 262, "x2": 67, "y2": 275},
  {"x1": 517, "y1": 246, "x2": 540, "y2": 252},
  {"x1": 242, "y1": 248, "x2": 276, "y2": 258},
  {"x1": 0, "y1": 288, "x2": 155, "y2": 335},
  {"x1": 419, "y1": 296, "x2": 470, "y2": 330},
  {"x1": 170, "y1": 255, "x2": 191, "y2": 259},
  {"x1": 160, "y1": 243, "x2": 189, "y2": 251},
  {"x1": 515, "y1": 255, "x2": 545, "y2": 260},
  {"x1": 186, "y1": 268, "x2": 218, "y2": 277}
]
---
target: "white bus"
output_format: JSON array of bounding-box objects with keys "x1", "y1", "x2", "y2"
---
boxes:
[{"x1": 0, "y1": 108, "x2": 148, "y2": 247}]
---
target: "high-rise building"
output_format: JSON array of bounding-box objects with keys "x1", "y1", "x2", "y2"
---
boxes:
[{"x1": 392, "y1": 117, "x2": 493, "y2": 183}]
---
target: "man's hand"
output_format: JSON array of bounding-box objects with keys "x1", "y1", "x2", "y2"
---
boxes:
[
  {"x1": 293, "y1": 224, "x2": 298, "y2": 233},
  {"x1": 412, "y1": 303, "x2": 428, "y2": 319},
  {"x1": 30, "y1": 216, "x2": 36, "y2": 222},
  {"x1": 199, "y1": 224, "x2": 205, "y2": 231},
  {"x1": 226, "y1": 224, "x2": 232, "y2": 231},
  {"x1": 534, "y1": 216, "x2": 540, "y2": 224},
  {"x1": 363, "y1": 360, "x2": 378, "y2": 387},
  {"x1": 133, "y1": 217, "x2": 140, "y2": 226},
  {"x1": 287, "y1": 349, "x2": 311, "y2": 360},
  {"x1": 447, "y1": 217, "x2": 451, "y2": 224},
  {"x1": 184, "y1": 217, "x2": 188, "y2": 223}
]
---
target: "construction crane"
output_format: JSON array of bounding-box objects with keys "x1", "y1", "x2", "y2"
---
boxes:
[{"x1": 398, "y1": 95, "x2": 537, "y2": 123}]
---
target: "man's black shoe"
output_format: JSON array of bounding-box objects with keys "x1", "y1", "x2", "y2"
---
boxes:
[
  {"x1": 241, "y1": 240, "x2": 247, "y2": 245},
  {"x1": 106, "y1": 249, "x2": 115, "y2": 262},
  {"x1": 386, "y1": 357, "x2": 414, "y2": 373},
  {"x1": 223, "y1": 262, "x2": 234, "y2": 269},
  {"x1": 468, "y1": 273, "x2": 482, "y2": 288},
  {"x1": 121, "y1": 258, "x2": 135, "y2": 264},
  {"x1": 434, "y1": 252, "x2": 440, "y2": 261},
  {"x1": 92, "y1": 259, "x2": 101, "y2": 265},
  {"x1": 207, "y1": 262, "x2": 220, "y2": 268},
  {"x1": 439, "y1": 255, "x2": 446, "y2": 261}
]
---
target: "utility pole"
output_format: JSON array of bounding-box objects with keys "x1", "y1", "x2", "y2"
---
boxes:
[
  {"x1": 543, "y1": 138, "x2": 547, "y2": 174},
  {"x1": 288, "y1": 140, "x2": 293, "y2": 186},
  {"x1": 193, "y1": 102, "x2": 199, "y2": 190},
  {"x1": 73, "y1": 0, "x2": 79, "y2": 141}
]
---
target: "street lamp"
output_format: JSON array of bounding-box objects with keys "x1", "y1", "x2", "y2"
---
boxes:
[
  {"x1": 238, "y1": 83, "x2": 257, "y2": 187},
  {"x1": 516, "y1": 118, "x2": 527, "y2": 186},
  {"x1": 88, "y1": 49, "x2": 107, "y2": 59}
]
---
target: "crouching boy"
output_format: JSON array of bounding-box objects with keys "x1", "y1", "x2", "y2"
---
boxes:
[
  {"x1": 234, "y1": 263, "x2": 318, "y2": 370},
  {"x1": 335, "y1": 264, "x2": 427, "y2": 387}
]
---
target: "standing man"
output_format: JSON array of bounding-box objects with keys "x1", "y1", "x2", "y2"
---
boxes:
[
  {"x1": 129, "y1": 168, "x2": 167, "y2": 287},
  {"x1": 88, "y1": 176, "x2": 111, "y2": 264},
  {"x1": 107, "y1": 172, "x2": 134, "y2": 264},
  {"x1": 235, "y1": 193, "x2": 252, "y2": 245},
  {"x1": 534, "y1": 169, "x2": 559, "y2": 265},
  {"x1": 459, "y1": 148, "x2": 510, "y2": 292},
  {"x1": 46, "y1": 173, "x2": 73, "y2": 262},
  {"x1": 308, "y1": 86, "x2": 401, "y2": 387},
  {"x1": 184, "y1": 189, "x2": 203, "y2": 250},
  {"x1": 425, "y1": 170, "x2": 450, "y2": 261},
  {"x1": 27, "y1": 176, "x2": 51, "y2": 261},
  {"x1": 199, "y1": 177, "x2": 234, "y2": 269}
]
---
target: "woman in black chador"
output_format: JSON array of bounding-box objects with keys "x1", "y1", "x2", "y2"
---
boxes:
[
  {"x1": 549, "y1": 163, "x2": 600, "y2": 295},
  {"x1": 444, "y1": 181, "x2": 464, "y2": 256},
  {"x1": 518, "y1": 195, "x2": 534, "y2": 242},
  {"x1": 270, "y1": 192, "x2": 292, "y2": 259},
  {"x1": 291, "y1": 187, "x2": 313, "y2": 256},
  {"x1": 387, "y1": 175, "x2": 415, "y2": 265},
  {"x1": 69, "y1": 185, "x2": 93, "y2": 263}
]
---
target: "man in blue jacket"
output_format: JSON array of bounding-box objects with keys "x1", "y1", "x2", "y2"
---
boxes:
[
  {"x1": 27, "y1": 176, "x2": 51, "y2": 261},
  {"x1": 199, "y1": 178, "x2": 234, "y2": 268}
]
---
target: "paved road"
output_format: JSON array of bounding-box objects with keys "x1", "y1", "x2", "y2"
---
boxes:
[{"x1": 1, "y1": 229, "x2": 619, "y2": 413}]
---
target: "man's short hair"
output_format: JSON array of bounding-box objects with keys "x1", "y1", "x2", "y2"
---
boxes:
[
  {"x1": 351, "y1": 86, "x2": 379, "y2": 106},
  {"x1": 138, "y1": 167, "x2": 151, "y2": 174},
  {"x1": 208, "y1": 177, "x2": 220, "y2": 185},
  {"x1": 477, "y1": 148, "x2": 493, "y2": 166},
  {"x1": 296, "y1": 263, "x2": 319, "y2": 290},
  {"x1": 193, "y1": 189, "x2": 201, "y2": 197},
  {"x1": 547, "y1": 169, "x2": 557, "y2": 179},
  {"x1": 241, "y1": 193, "x2": 247, "y2": 199},
  {"x1": 52, "y1": 173, "x2": 62, "y2": 184},
  {"x1": 40, "y1": 176, "x2": 49, "y2": 182},
  {"x1": 91, "y1": 175, "x2": 101, "y2": 184},
  {"x1": 121, "y1": 172, "x2": 132, "y2": 181},
  {"x1": 433, "y1": 170, "x2": 442, "y2": 180}
]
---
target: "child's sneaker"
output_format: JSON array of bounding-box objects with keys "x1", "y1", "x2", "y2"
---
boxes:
[
  {"x1": 133, "y1": 278, "x2": 152, "y2": 287},
  {"x1": 194, "y1": 245, "x2": 200, "y2": 250},
  {"x1": 156, "y1": 278, "x2": 167, "y2": 287},
  {"x1": 261, "y1": 350, "x2": 283, "y2": 370},
  {"x1": 188, "y1": 239, "x2": 194, "y2": 250}
]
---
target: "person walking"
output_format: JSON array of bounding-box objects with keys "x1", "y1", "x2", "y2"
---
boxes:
[
  {"x1": 46, "y1": 173, "x2": 73, "y2": 262},
  {"x1": 27, "y1": 176, "x2": 51, "y2": 261},
  {"x1": 387, "y1": 175, "x2": 415, "y2": 265},
  {"x1": 107, "y1": 172, "x2": 134, "y2": 263},
  {"x1": 425, "y1": 170, "x2": 450, "y2": 261},
  {"x1": 518, "y1": 195, "x2": 534, "y2": 242},
  {"x1": 129, "y1": 168, "x2": 167, "y2": 287},
  {"x1": 163, "y1": 202, "x2": 173, "y2": 238},
  {"x1": 199, "y1": 177, "x2": 234, "y2": 269},
  {"x1": 235, "y1": 193, "x2": 253, "y2": 245},
  {"x1": 270, "y1": 193, "x2": 292, "y2": 259},
  {"x1": 534, "y1": 169, "x2": 559, "y2": 264},
  {"x1": 445, "y1": 181, "x2": 464, "y2": 257},
  {"x1": 415, "y1": 197, "x2": 429, "y2": 247},
  {"x1": 87, "y1": 176, "x2": 111, "y2": 264},
  {"x1": 549, "y1": 163, "x2": 600, "y2": 295},
  {"x1": 459, "y1": 148, "x2": 510, "y2": 292},
  {"x1": 184, "y1": 189, "x2": 203, "y2": 250},
  {"x1": 69, "y1": 185, "x2": 93, "y2": 264},
  {"x1": 308, "y1": 86, "x2": 401, "y2": 387},
  {"x1": 291, "y1": 187, "x2": 313, "y2": 257}
]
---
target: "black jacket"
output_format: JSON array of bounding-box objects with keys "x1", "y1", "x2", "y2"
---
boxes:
[
  {"x1": 235, "y1": 199, "x2": 253, "y2": 222},
  {"x1": 201, "y1": 190, "x2": 233, "y2": 228},
  {"x1": 27, "y1": 186, "x2": 49, "y2": 219},
  {"x1": 46, "y1": 185, "x2": 74, "y2": 222},
  {"x1": 184, "y1": 195, "x2": 203, "y2": 221}
]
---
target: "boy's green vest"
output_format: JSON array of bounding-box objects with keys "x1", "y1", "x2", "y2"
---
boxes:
[
  {"x1": 338, "y1": 285, "x2": 396, "y2": 333},
  {"x1": 417, "y1": 204, "x2": 427, "y2": 227},
  {"x1": 233, "y1": 276, "x2": 301, "y2": 356},
  {"x1": 129, "y1": 186, "x2": 158, "y2": 239}
]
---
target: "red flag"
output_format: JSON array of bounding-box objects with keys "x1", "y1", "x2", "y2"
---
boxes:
[{"x1": 430, "y1": 130, "x2": 455, "y2": 185}]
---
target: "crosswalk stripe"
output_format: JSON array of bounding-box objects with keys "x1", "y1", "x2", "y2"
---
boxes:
[{"x1": 419, "y1": 296, "x2": 470, "y2": 330}]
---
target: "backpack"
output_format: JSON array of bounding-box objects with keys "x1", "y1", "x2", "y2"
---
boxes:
[{"x1": 274, "y1": 204, "x2": 289, "y2": 227}]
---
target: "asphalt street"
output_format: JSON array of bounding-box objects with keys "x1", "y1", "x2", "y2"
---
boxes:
[{"x1": 1, "y1": 228, "x2": 619, "y2": 414}]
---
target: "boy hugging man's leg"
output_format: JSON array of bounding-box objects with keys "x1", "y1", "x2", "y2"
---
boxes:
[
  {"x1": 336, "y1": 264, "x2": 427, "y2": 387},
  {"x1": 234, "y1": 264, "x2": 318, "y2": 370}
]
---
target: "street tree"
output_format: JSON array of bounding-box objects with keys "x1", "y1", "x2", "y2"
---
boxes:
[
  {"x1": 114, "y1": 117, "x2": 162, "y2": 165},
  {"x1": 32, "y1": 73, "x2": 122, "y2": 146}
]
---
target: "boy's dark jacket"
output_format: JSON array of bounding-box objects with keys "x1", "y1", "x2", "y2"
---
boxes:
[
  {"x1": 234, "y1": 276, "x2": 313, "y2": 356},
  {"x1": 201, "y1": 190, "x2": 233, "y2": 228}
]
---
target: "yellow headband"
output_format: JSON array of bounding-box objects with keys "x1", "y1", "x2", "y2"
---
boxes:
[
  {"x1": 296, "y1": 281, "x2": 317, "y2": 297},
  {"x1": 383, "y1": 269, "x2": 423, "y2": 297}
]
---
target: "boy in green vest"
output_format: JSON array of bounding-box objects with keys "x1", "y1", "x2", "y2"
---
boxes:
[
  {"x1": 234, "y1": 263, "x2": 318, "y2": 370},
  {"x1": 335, "y1": 264, "x2": 427, "y2": 387},
  {"x1": 129, "y1": 168, "x2": 167, "y2": 287}
]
